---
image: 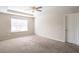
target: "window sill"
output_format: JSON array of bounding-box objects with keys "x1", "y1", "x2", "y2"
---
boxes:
[{"x1": 10, "y1": 31, "x2": 28, "y2": 33}]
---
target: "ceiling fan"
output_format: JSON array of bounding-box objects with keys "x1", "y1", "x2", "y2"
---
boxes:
[{"x1": 30, "y1": 6, "x2": 42, "y2": 12}]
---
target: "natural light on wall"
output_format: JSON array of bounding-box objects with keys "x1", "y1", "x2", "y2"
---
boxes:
[{"x1": 11, "y1": 17, "x2": 28, "y2": 32}]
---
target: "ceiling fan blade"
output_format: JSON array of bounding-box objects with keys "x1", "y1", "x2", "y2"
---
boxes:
[
  {"x1": 36, "y1": 9, "x2": 42, "y2": 12},
  {"x1": 36, "y1": 6, "x2": 42, "y2": 9}
]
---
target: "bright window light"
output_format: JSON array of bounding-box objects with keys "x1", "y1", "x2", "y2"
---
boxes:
[{"x1": 11, "y1": 17, "x2": 28, "y2": 32}]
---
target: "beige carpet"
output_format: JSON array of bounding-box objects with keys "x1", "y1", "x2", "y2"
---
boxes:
[{"x1": 0, "y1": 35, "x2": 79, "y2": 53}]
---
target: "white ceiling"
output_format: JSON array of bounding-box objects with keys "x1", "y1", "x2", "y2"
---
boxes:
[
  {"x1": 0, "y1": 6, "x2": 34, "y2": 17},
  {"x1": 43, "y1": 6, "x2": 79, "y2": 14},
  {"x1": 0, "y1": 6, "x2": 79, "y2": 16},
  {"x1": 7, "y1": 6, "x2": 33, "y2": 14}
]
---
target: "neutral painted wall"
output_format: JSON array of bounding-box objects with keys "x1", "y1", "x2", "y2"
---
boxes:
[
  {"x1": 0, "y1": 13, "x2": 34, "y2": 40},
  {"x1": 35, "y1": 7, "x2": 65, "y2": 42}
]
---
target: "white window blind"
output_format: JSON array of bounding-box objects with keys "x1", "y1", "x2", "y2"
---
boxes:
[{"x1": 11, "y1": 17, "x2": 28, "y2": 32}]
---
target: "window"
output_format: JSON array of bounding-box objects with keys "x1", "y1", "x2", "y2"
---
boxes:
[{"x1": 11, "y1": 17, "x2": 28, "y2": 32}]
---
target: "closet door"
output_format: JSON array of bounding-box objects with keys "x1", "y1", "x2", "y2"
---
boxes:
[
  {"x1": 76, "y1": 13, "x2": 79, "y2": 45},
  {"x1": 67, "y1": 14, "x2": 76, "y2": 44}
]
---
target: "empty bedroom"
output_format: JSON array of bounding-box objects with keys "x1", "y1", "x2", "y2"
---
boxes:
[{"x1": 0, "y1": 6, "x2": 79, "y2": 53}]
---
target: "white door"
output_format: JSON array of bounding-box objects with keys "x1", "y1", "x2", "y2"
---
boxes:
[
  {"x1": 76, "y1": 13, "x2": 79, "y2": 45},
  {"x1": 66, "y1": 14, "x2": 77, "y2": 44}
]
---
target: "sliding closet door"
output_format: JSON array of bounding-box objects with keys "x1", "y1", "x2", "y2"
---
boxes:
[{"x1": 66, "y1": 14, "x2": 77, "y2": 44}]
